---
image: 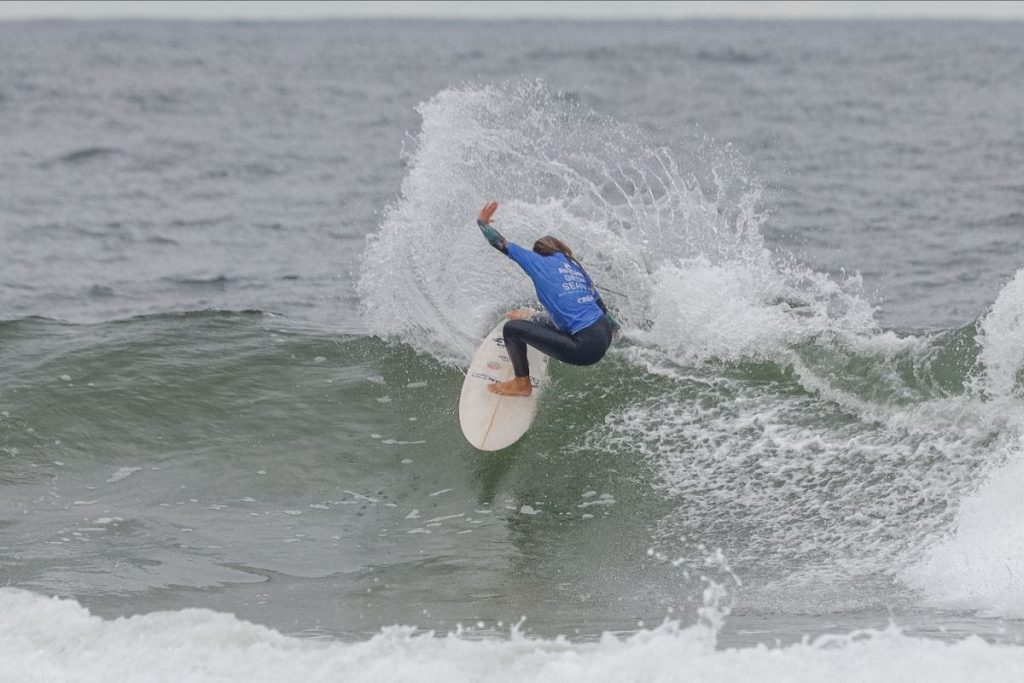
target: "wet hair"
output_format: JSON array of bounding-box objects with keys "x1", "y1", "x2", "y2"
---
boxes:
[
  {"x1": 532, "y1": 235, "x2": 574, "y2": 260},
  {"x1": 533, "y1": 235, "x2": 594, "y2": 291}
]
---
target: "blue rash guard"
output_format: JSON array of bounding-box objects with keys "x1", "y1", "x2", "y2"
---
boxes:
[
  {"x1": 477, "y1": 217, "x2": 618, "y2": 333},
  {"x1": 505, "y1": 242, "x2": 605, "y2": 334}
]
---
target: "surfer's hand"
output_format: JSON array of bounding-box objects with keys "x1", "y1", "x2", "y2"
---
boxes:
[
  {"x1": 478, "y1": 201, "x2": 498, "y2": 224},
  {"x1": 504, "y1": 308, "x2": 533, "y2": 320}
]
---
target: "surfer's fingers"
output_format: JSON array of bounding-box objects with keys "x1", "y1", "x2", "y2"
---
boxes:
[{"x1": 478, "y1": 201, "x2": 499, "y2": 222}]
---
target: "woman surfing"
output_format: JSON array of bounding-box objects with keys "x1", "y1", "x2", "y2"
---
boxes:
[{"x1": 475, "y1": 201, "x2": 618, "y2": 396}]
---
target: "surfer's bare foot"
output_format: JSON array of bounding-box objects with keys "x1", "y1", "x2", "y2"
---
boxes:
[
  {"x1": 504, "y1": 308, "x2": 533, "y2": 320},
  {"x1": 488, "y1": 376, "x2": 532, "y2": 396}
]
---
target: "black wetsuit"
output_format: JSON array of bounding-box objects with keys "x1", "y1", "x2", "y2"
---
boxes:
[
  {"x1": 477, "y1": 218, "x2": 616, "y2": 378},
  {"x1": 503, "y1": 313, "x2": 613, "y2": 378}
]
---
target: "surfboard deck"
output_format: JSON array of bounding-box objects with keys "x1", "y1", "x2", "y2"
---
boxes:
[{"x1": 459, "y1": 315, "x2": 548, "y2": 451}]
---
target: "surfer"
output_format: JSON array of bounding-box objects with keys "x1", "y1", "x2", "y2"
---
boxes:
[{"x1": 475, "y1": 201, "x2": 618, "y2": 396}]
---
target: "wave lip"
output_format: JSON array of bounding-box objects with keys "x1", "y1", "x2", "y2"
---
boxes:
[{"x1": 973, "y1": 268, "x2": 1024, "y2": 399}]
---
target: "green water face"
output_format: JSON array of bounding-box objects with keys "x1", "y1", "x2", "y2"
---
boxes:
[
  {"x1": 2, "y1": 310, "x2": 1014, "y2": 642},
  {"x1": 0, "y1": 313, "x2": 690, "y2": 638}
]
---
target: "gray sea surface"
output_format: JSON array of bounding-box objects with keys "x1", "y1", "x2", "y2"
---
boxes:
[{"x1": 2, "y1": 18, "x2": 1024, "y2": 650}]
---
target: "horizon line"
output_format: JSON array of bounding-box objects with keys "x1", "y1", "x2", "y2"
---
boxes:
[
  {"x1": 3, "y1": 14, "x2": 1023, "y2": 24},
  {"x1": 2, "y1": 0, "x2": 1023, "y2": 23}
]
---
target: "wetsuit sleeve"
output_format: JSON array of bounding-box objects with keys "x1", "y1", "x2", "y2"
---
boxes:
[{"x1": 477, "y1": 220, "x2": 508, "y2": 254}]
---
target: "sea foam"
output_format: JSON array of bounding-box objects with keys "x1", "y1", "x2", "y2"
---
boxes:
[
  {"x1": 359, "y1": 80, "x2": 1024, "y2": 620},
  {"x1": 3, "y1": 589, "x2": 1024, "y2": 683},
  {"x1": 901, "y1": 268, "x2": 1024, "y2": 616}
]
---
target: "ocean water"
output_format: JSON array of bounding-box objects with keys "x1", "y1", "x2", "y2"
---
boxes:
[{"x1": 3, "y1": 18, "x2": 1024, "y2": 681}]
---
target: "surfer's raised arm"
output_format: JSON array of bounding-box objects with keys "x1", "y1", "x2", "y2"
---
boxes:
[{"x1": 476, "y1": 201, "x2": 508, "y2": 254}]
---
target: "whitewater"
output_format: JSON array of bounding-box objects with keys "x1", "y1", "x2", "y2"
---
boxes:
[
  {"x1": 360, "y1": 78, "x2": 1024, "y2": 615},
  {"x1": 6, "y1": 588, "x2": 1024, "y2": 682}
]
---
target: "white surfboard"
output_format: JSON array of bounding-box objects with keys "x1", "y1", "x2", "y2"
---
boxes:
[{"x1": 459, "y1": 315, "x2": 548, "y2": 451}]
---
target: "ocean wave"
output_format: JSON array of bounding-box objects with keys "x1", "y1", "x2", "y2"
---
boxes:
[
  {"x1": 354, "y1": 79, "x2": 1023, "y2": 409},
  {"x1": 0, "y1": 308, "x2": 271, "y2": 328},
  {"x1": 901, "y1": 268, "x2": 1024, "y2": 616},
  {"x1": 3, "y1": 296, "x2": 1024, "y2": 617},
  {"x1": 53, "y1": 146, "x2": 122, "y2": 164},
  {"x1": 2, "y1": 589, "x2": 1022, "y2": 683},
  {"x1": 356, "y1": 80, "x2": 1024, "y2": 615},
  {"x1": 162, "y1": 275, "x2": 234, "y2": 288}
]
